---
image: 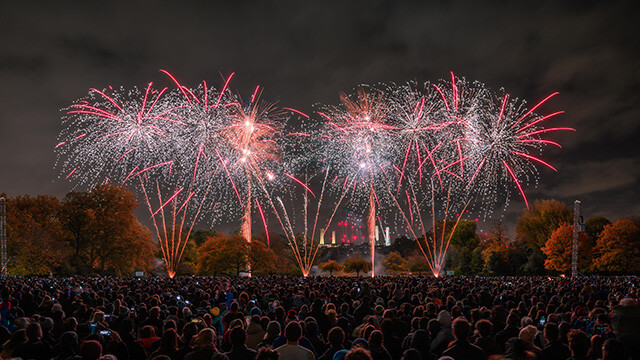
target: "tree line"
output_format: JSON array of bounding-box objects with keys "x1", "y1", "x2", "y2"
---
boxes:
[
  {"x1": 375, "y1": 199, "x2": 640, "y2": 276},
  {"x1": 2, "y1": 185, "x2": 154, "y2": 275},
  {"x1": 2, "y1": 186, "x2": 639, "y2": 276}
]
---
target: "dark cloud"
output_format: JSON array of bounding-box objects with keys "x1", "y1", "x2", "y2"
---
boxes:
[{"x1": 0, "y1": 0, "x2": 638, "y2": 233}]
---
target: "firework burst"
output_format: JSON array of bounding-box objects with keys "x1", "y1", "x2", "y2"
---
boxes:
[
  {"x1": 55, "y1": 83, "x2": 177, "y2": 187},
  {"x1": 55, "y1": 70, "x2": 574, "y2": 278}
]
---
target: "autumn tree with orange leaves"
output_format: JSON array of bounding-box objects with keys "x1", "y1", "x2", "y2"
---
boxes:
[
  {"x1": 5, "y1": 195, "x2": 65, "y2": 275},
  {"x1": 593, "y1": 218, "x2": 640, "y2": 273},
  {"x1": 541, "y1": 223, "x2": 591, "y2": 273},
  {"x1": 5, "y1": 186, "x2": 154, "y2": 275}
]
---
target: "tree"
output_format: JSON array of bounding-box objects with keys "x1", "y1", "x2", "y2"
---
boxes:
[
  {"x1": 59, "y1": 190, "x2": 94, "y2": 266},
  {"x1": 450, "y1": 220, "x2": 480, "y2": 249},
  {"x1": 343, "y1": 255, "x2": 372, "y2": 276},
  {"x1": 196, "y1": 234, "x2": 278, "y2": 275},
  {"x1": 516, "y1": 199, "x2": 571, "y2": 249},
  {"x1": 58, "y1": 185, "x2": 154, "y2": 275},
  {"x1": 541, "y1": 223, "x2": 591, "y2": 273},
  {"x1": 469, "y1": 248, "x2": 484, "y2": 275},
  {"x1": 197, "y1": 233, "x2": 245, "y2": 275},
  {"x1": 480, "y1": 223, "x2": 509, "y2": 266},
  {"x1": 392, "y1": 236, "x2": 417, "y2": 258},
  {"x1": 593, "y1": 219, "x2": 640, "y2": 273},
  {"x1": 175, "y1": 237, "x2": 198, "y2": 275},
  {"x1": 449, "y1": 220, "x2": 480, "y2": 275},
  {"x1": 321, "y1": 260, "x2": 343, "y2": 276},
  {"x1": 6, "y1": 195, "x2": 65, "y2": 275},
  {"x1": 479, "y1": 223, "x2": 527, "y2": 275},
  {"x1": 71, "y1": 185, "x2": 154, "y2": 275},
  {"x1": 407, "y1": 252, "x2": 429, "y2": 274},
  {"x1": 383, "y1": 251, "x2": 408, "y2": 274},
  {"x1": 190, "y1": 229, "x2": 218, "y2": 247},
  {"x1": 249, "y1": 239, "x2": 278, "y2": 275}
]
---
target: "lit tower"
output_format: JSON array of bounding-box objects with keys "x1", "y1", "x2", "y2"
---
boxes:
[{"x1": 572, "y1": 200, "x2": 584, "y2": 278}]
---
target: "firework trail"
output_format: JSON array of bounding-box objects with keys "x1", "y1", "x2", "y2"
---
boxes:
[
  {"x1": 314, "y1": 86, "x2": 401, "y2": 276},
  {"x1": 56, "y1": 72, "x2": 235, "y2": 277},
  {"x1": 55, "y1": 70, "x2": 573, "y2": 278},
  {"x1": 386, "y1": 72, "x2": 573, "y2": 276}
]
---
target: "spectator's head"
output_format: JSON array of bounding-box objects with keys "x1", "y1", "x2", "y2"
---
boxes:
[
  {"x1": 327, "y1": 309, "x2": 338, "y2": 323},
  {"x1": 368, "y1": 330, "x2": 384, "y2": 347},
  {"x1": 79, "y1": 340, "x2": 103, "y2": 360},
  {"x1": 475, "y1": 319, "x2": 493, "y2": 337},
  {"x1": 328, "y1": 326, "x2": 345, "y2": 347},
  {"x1": 26, "y1": 322, "x2": 43, "y2": 341},
  {"x1": 159, "y1": 328, "x2": 178, "y2": 352},
  {"x1": 230, "y1": 301, "x2": 239, "y2": 312},
  {"x1": 305, "y1": 320, "x2": 319, "y2": 338},
  {"x1": 360, "y1": 324, "x2": 375, "y2": 340},
  {"x1": 4, "y1": 329, "x2": 28, "y2": 350},
  {"x1": 506, "y1": 313, "x2": 520, "y2": 327},
  {"x1": 427, "y1": 319, "x2": 441, "y2": 336},
  {"x1": 64, "y1": 317, "x2": 78, "y2": 332},
  {"x1": 452, "y1": 317, "x2": 471, "y2": 340},
  {"x1": 140, "y1": 325, "x2": 156, "y2": 339},
  {"x1": 194, "y1": 328, "x2": 216, "y2": 348},
  {"x1": 333, "y1": 350, "x2": 349, "y2": 360},
  {"x1": 568, "y1": 329, "x2": 590, "y2": 358},
  {"x1": 543, "y1": 322, "x2": 559, "y2": 342},
  {"x1": 437, "y1": 310, "x2": 452, "y2": 328},
  {"x1": 602, "y1": 338, "x2": 628, "y2": 360},
  {"x1": 504, "y1": 338, "x2": 529, "y2": 359},
  {"x1": 400, "y1": 348, "x2": 421, "y2": 360},
  {"x1": 284, "y1": 321, "x2": 302, "y2": 343},
  {"x1": 39, "y1": 316, "x2": 54, "y2": 333},
  {"x1": 256, "y1": 346, "x2": 279, "y2": 360},
  {"x1": 60, "y1": 331, "x2": 79, "y2": 356},
  {"x1": 182, "y1": 322, "x2": 198, "y2": 341},
  {"x1": 519, "y1": 325, "x2": 537, "y2": 344},
  {"x1": 266, "y1": 320, "x2": 281, "y2": 338},
  {"x1": 229, "y1": 326, "x2": 246, "y2": 347},
  {"x1": 588, "y1": 334, "x2": 604, "y2": 360},
  {"x1": 149, "y1": 306, "x2": 160, "y2": 319},
  {"x1": 352, "y1": 337, "x2": 370, "y2": 350},
  {"x1": 345, "y1": 347, "x2": 373, "y2": 360}
]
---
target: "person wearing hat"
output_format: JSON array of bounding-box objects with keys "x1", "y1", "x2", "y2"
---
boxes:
[{"x1": 333, "y1": 349, "x2": 349, "y2": 360}]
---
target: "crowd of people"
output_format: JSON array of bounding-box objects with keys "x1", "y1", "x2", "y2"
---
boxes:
[{"x1": 0, "y1": 275, "x2": 638, "y2": 360}]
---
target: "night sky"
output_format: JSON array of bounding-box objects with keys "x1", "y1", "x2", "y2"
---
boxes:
[{"x1": 1, "y1": 0, "x2": 638, "y2": 233}]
